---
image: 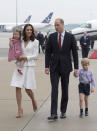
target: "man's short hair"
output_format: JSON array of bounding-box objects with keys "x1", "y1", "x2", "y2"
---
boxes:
[
  {"x1": 56, "y1": 18, "x2": 64, "y2": 24},
  {"x1": 60, "y1": 19, "x2": 64, "y2": 24}
]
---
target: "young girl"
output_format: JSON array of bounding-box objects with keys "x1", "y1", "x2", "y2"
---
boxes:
[
  {"x1": 8, "y1": 29, "x2": 25, "y2": 75},
  {"x1": 74, "y1": 58, "x2": 95, "y2": 117}
]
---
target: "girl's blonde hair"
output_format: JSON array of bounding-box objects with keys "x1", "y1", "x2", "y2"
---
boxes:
[
  {"x1": 13, "y1": 29, "x2": 21, "y2": 40},
  {"x1": 81, "y1": 58, "x2": 90, "y2": 66}
]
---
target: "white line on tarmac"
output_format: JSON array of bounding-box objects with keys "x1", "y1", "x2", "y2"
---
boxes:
[{"x1": 0, "y1": 57, "x2": 7, "y2": 60}]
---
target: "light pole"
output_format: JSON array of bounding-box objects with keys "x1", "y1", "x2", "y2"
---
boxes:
[{"x1": 16, "y1": 0, "x2": 18, "y2": 27}]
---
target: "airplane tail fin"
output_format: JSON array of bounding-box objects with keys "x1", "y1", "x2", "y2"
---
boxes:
[
  {"x1": 24, "y1": 15, "x2": 32, "y2": 23},
  {"x1": 42, "y1": 12, "x2": 53, "y2": 23}
]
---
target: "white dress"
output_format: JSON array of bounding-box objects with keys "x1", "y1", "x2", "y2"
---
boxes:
[{"x1": 11, "y1": 40, "x2": 39, "y2": 89}]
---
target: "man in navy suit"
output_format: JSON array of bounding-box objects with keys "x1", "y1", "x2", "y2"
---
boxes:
[
  {"x1": 45, "y1": 18, "x2": 79, "y2": 120},
  {"x1": 36, "y1": 32, "x2": 45, "y2": 53},
  {"x1": 80, "y1": 32, "x2": 91, "y2": 58}
]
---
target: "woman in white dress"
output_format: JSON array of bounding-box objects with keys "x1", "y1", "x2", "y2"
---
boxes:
[{"x1": 11, "y1": 24, "x2": 39, "y2": 118}]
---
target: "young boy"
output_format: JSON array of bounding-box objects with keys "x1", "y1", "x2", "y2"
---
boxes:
[{"x1": 74, "y1": 58, "x2": 95, "y2": 117}]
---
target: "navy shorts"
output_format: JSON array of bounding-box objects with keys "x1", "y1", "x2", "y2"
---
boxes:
[{"x1": 78, "y1": 83, "x2": 90, "y2": 96}]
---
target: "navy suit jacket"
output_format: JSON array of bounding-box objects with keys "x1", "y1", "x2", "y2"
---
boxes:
[
  {"x1": 80, "y1": 36, "x2": 91, "y2": 48},
  {"x1": 45, "y1": 31, "x2": 79, "y2": 73}
]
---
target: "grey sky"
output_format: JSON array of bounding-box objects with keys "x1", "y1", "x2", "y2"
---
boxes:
[{"x1": 0, "y1": 0, "x2": 97, "y2": 24}]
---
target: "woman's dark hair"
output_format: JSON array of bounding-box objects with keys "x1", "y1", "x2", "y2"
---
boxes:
[{"x1": 22, "y1": 24, "x2": 35, "y2": 41}]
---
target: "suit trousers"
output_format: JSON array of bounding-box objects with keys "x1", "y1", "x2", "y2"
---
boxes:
[
  {"x1": 50, "y1": 66, "x2": 70, "y2": 115},
  {"x1": 82, "y1": 47, "x2": 90, "y2": 58}
]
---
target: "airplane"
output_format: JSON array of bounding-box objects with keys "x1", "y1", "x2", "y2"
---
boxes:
[
  {"x1": 12, "y1": 12, "x2": 54, "y2": 32},
  {"x1": 24, "y1": 15, "x2": 32, "y2": 23},
  {"x1": 0, "y1": 15, "x2": 32, "y2": 32},
  {"x1": 72, "y1": 20, "x2": 97, "y2": 41}
]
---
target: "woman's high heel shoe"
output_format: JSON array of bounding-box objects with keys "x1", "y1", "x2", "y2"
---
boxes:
[{"x1": 16, "y1": 109, "x2": 23, "y2": 118}]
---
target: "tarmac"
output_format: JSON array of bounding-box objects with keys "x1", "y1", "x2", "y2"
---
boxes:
[
  {"x1": 22, "y1": 59, "x2": 97, "y2": 131},
  {"x1": 0, "y1": 54, "x2": 51, "y2": 131},
  {"x1": 0, "y1": 32, "x2": 97, "y2": 131}
]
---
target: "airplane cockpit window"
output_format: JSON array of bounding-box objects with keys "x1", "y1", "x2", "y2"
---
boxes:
[
  {"x1": 86, "y1": 23, "x2": 91, "y2": 28},
  {"x1": 80, "y1": 23, "x2": 92, "y2": 28},
  {"x1": 80, "y1": 23, "x2": 87, "y2": 28}
]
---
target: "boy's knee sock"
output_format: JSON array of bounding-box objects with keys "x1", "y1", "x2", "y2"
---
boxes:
[
  {"x1": 85, "y1": 108, "x2": 88, "y2": 116},
  {"x1": 85, "y1": 108, "x2": 88, "y2": 112},
  {"x1": 80, "y1": 109, "x2": 83, "y2": 113}
]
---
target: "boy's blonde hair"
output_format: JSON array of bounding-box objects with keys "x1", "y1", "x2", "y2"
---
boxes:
[{"x1": 81, "y1": 58, "x2": 90, "y2": 66}]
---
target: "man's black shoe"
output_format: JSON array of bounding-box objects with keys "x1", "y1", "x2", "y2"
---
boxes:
[
  {"x1": 48, "y1": 115, "x2": 58, "y2": 120},
  {"x1": 60, "y1": 113, "x2": 66, "y2": 119}
]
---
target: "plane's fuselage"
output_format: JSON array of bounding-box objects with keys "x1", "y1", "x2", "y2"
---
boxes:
[{"x1": 72, "y1": 20, "x2": 97, "y2": 41}]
